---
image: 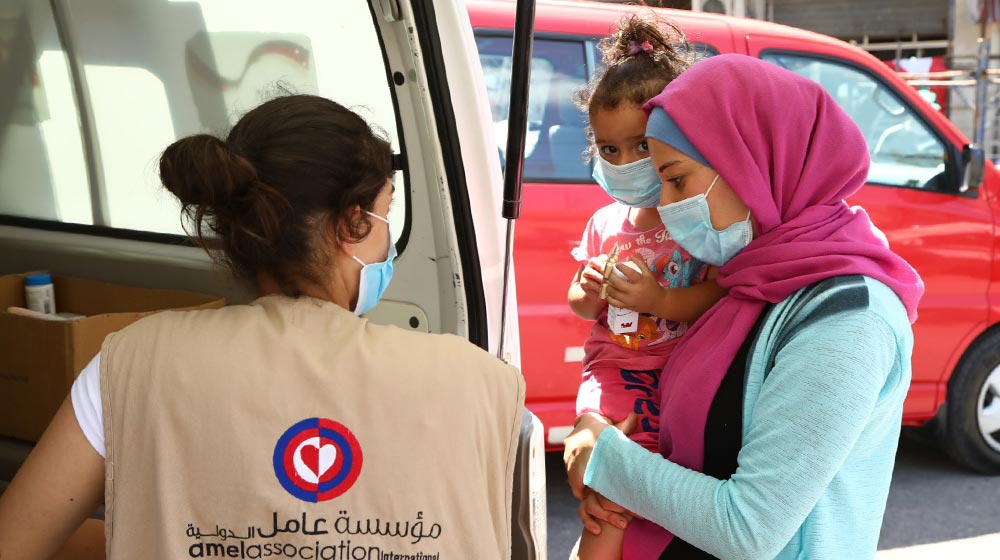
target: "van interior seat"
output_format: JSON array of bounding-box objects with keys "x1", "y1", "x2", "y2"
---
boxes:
[
  {"x1": 534, "y1": 80, "x2": 589, "y2": 181},
  {"x1": 547, "y1": 121, "x2": 589, "y2": 180}
]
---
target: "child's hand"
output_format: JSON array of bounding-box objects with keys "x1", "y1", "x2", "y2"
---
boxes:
[
  {"x1": 605, "y1": 256, "x2": 664, "y2": 315},
  {"x1": 568, "y1": 256, "x2": 612, "y2": 321},
  {"x1": 578, "y1": 255, "x2": 609, "y2": 297},
  {"x1": 578, "y1": 490, "x2": 633, "y2": 535}
]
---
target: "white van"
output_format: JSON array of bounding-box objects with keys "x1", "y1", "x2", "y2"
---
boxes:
[{"x1": 0, "y1": 0, "x2": 545, "y2": 557}]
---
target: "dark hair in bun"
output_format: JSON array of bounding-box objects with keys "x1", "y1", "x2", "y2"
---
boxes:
[{"x1": 160, "y1": 94, "x2": 393, "y2": 294}]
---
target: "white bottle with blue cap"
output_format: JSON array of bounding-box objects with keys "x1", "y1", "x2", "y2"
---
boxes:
[{"x1": 24, "y1": 273, "x2": 56, "y2": 315}]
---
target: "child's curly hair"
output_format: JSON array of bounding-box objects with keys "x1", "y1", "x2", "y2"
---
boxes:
[{"x1": 574, "y1": 12, "x2": 694, "y2": 116}]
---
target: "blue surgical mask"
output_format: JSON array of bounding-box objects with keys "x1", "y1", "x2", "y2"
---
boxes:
[
  {"x1": 657, "y1": 174, "x2": 752, "y2": 266},
  {"x1": 352, "y1": 211, "x2": 396, "y2": 316},
  {"x1": 592, "y1": 156, "x2": 662, "y2": 208}
]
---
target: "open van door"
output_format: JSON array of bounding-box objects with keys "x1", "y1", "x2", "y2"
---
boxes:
[{"x1": 0, "y1": 0, "x2": 544, "y2": 556}]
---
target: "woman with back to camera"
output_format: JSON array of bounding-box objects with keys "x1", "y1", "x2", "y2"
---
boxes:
[{"x1": 0, "y1": 94, "x2": 525, "y2": 560}]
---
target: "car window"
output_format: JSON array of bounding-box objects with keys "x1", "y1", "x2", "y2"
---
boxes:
[
  {"x1": 1, "y1": 0, "x2": 406, "y2": 244},
  {"x1": 475, "y1": 35, "x2": 590, "y2": 182},
  {"x1": 0, "y1": 3, "x2": 91, "y2": 225},
  {"x1": 762, "y1": 52, "x2": 948, "y2": 191}
]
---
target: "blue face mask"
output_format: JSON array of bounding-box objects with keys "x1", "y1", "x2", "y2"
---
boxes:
[
  {"x1": 592, "y1": 156, "x2": 662, "y2": 208},
  {"x1": 352, "y1": 211, "x2": 396, "y2": 316},
  {"x1": 657, "y1": 174, "x2": 752, "y2": 266}
]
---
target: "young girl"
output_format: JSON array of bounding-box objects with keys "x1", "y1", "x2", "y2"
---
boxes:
[{"x1": 566, "y1": 15, "x2": 726, "y2": 560}]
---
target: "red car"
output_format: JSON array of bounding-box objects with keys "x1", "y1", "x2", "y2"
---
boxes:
[{"x1": 470, "y1": 0, "x2": 1000, "y2": 474}]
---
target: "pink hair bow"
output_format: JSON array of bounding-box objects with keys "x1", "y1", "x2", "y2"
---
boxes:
[{"x1": 627, "y1": 40, "x2": 654, "y2": 56}]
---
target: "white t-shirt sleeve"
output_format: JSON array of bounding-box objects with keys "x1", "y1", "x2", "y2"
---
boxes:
[{"x1": 70, "y1": 353, "x2": 106, "y2": 458}]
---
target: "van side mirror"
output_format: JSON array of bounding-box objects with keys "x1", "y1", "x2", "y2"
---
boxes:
[{"x1": 961, "y1": 144, "x2": 985, "y2": 193}]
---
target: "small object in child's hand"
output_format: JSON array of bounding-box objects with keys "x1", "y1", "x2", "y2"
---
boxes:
[
  {"x1": 599, "y1": 247, "x2": 620, "y2": 300},
  {"x1": 612, "y1": 260, "x2": 642, "y2": 281},
  {"x1": 609, "y1": 304, "x2": 639, "y2": 335},
  {"x1": 607, "y1": 260, "x2": 642, "y2": 334}
]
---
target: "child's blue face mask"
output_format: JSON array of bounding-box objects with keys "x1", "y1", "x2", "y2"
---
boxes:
[
  {"x1": 592, "y1": 156, "x2": 662, "y2": 208},
  {"x1": 657, "y1": 174, "x2": 752, "y2": 266},
  {"x1": 352, "y1": 211, "x2": 395, "y2": 316}
]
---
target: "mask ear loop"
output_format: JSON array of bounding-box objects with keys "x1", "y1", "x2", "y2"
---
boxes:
[
  {"x1": 365, "y1": 210, "x2": 390, "y2": 224},
  {"x1": 704, "y1": 174, "x2": 721, "y2": 197},
  {"x1": 704, "y1": 174, "x2": 754, "y2": 241},
  {"x1": 349, "y1": 211, "x2": 390, "y2": 267},
  {"x1": 333, "y1": 228, "x2": 364, "y2": 267}
]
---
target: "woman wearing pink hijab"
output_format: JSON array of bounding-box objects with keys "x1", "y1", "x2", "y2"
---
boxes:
[{"x1": 564, "y1": 54, "x2": 924, "y2": 559}]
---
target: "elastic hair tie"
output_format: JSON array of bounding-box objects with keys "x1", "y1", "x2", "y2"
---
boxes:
[{"x1": 627, "y1": 40, "x2": 654, "y2": 56}]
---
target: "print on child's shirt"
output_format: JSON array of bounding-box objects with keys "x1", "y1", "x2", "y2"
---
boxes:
[
  {"x1": 622, "y1": 368, "x2": 660, "y2": 434},
  {"x1": 609, "y1": 244, "x2": 706, "y2": 351}
]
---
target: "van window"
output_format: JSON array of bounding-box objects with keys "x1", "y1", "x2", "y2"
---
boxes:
[
  {"x1": 475, "y1": 35, "x2": 590, "y2": 182},
  {"x1": 0, "y1": 3, "x2": 91, "y2": 225},
  {"x1": 1, "y1": 0, "x2": 406, "y2": 243},
  {"x1": 762, "y1": 52, "x2": 948, "y2": 191}
]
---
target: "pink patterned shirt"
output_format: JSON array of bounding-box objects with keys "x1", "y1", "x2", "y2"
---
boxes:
[{"x1": 571, "y1": 203, "x2": 709, "y2": 372}]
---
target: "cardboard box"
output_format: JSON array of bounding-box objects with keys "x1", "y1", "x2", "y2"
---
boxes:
[{"x1": 0, "y1": 274, "x2": 224, "y2": 442}]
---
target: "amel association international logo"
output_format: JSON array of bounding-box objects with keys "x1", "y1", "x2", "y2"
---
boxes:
[{"x1": 273, "y1": 418, "x2": 363, "y2": 502}]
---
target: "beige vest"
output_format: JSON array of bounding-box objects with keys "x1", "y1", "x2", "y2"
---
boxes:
[{"x1": 100, "y1": 295, "x2": 524, "y2": 560}]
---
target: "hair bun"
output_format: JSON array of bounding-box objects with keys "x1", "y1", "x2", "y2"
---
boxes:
[
  {"x1": 156, "y1": 95, "x2": 392, "y2": 292},
  {"x1": 602, "y1": 13, "x2": 685, "y2": 67},
  {"x1": 159, "y1": 134, "x2": 258, "y2": 209}
]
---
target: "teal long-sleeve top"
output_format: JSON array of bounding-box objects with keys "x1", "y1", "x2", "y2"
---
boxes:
[{"x1": 584, "y1": 275, "x2": 914, "y2": 560}]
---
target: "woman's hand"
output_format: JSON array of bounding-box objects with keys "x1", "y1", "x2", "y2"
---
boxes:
[
  {"x1": 564, "y1": 412, "x2": 637, "y2": 499},
  {"x1": 579, "y1": 490, "x2": 633, "y2": 535},
  {"x1": 605, "y1": 256, "x2": 664, "y2": 315}
]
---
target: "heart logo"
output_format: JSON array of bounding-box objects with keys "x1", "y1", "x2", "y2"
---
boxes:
[
  {"x1": 293, "y1": 437, "x2": 337, "y2": 483},
  {"x1": 274, "y1": 418, "x2": 363, "y2": 502}
]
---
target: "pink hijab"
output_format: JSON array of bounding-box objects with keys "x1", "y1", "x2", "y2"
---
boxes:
[{"x1": 623, "y1": 54, "x2": 924, "y2": 557}]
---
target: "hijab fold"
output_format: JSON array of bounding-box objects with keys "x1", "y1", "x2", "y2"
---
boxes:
[{"x1": 623, "y1": 54, "x2": 924, "y2": 558}]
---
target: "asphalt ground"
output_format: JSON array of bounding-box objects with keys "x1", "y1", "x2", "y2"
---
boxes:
[{"x1": 545, "y1": 434, "x2": 1000, "y2": 559}]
